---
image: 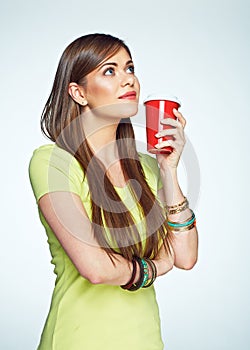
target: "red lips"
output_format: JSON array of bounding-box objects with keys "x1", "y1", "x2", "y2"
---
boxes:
[{"x1": 118, "y1": 91, "x2": 137, "y2": 99}]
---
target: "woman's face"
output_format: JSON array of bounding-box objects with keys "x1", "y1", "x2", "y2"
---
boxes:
[{"x1": 82, "y1": 47, "x2": 140, "y2": 119}]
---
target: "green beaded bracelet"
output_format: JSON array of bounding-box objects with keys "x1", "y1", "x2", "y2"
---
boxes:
[
  {"x1": 140, "y1": 258, "x2": 149, "y2": 287},
  {"x1": 143, "y1": 258, "x2": 157, "y2": 288}
]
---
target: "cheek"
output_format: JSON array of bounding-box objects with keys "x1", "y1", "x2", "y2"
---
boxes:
[{"x1": 89, "y1": 78, "x2": 115, "y2": 98}]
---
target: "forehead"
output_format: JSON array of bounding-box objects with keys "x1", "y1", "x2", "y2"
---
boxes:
[
  {"x1": 96, "y1": 47, "x2": 132, "y2": 69},
  {"x1": 105, "y1": 47, "x2": 131, "y2": 61},
  {"x1": 85, "y1": 47, "x2": 132, "y2": 81}
]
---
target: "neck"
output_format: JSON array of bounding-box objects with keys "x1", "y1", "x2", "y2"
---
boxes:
[{"x1": 82, "y1": 111, "x2": 121, "y2": 165}]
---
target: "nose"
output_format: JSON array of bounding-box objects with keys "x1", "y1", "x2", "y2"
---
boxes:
[{"x1": 120, "y1": 72, "x2": 135, "y2": 87}]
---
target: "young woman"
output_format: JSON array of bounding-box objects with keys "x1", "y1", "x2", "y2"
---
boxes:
[{"x1": 29, "y1": 33, "x2": 198, "y2": 350}]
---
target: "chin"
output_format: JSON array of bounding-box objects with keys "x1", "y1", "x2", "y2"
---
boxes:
[
  {"x1": 120, "y1": 103, "x2": 139, "y2": 118},
  {"x1": 92, "y1": 102, "x2": 139, "y2": 119}
]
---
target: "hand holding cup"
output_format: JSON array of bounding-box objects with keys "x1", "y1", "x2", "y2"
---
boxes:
[{"x1": 144, "y1": 94, "x2": 181, "y2": 154}]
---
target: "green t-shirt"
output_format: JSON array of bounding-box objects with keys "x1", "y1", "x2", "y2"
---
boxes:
[{"x1": 29, "y1": 143, "x2": 164, "y2": 350}]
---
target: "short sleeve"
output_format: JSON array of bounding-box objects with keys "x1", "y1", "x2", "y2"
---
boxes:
[
  {"x1": 29, "y1": 144, "x2": 84, "y2": 203},
  {"x1": 138, "y1": 153, "x2": 163, "y2": 194}
]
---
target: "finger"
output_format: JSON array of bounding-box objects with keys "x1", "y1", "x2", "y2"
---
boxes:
[
  {"x1": 156, "y1": 129, "x2": 186, "y2": 146},
  {"x1": 156, "y1": 137, "x2": 184, "y2": 149},
  {"x1": 155, "y1": 129, "x2": 177, "y2": 138},
  {"x1": 173, "y1": 108, "x2": 186, "y2": 128},
  {"x1": 160, "y1": 118, "x2": 182, "y2": 128},
  {"x1": 155, "y1": 136, "x2": 185, "y2": 152},
  {"x1": 155, "y1": 141, "x2": 183, "y2": 156},
  {"x1": 155, "y1": 140, "x2": 174, "y2": 149}
]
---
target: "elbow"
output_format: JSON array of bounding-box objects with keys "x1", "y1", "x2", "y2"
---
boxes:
[
  {"x1": 181, "y1": 256, "x2": 198, "y2": 270},
  {"x1": 81, "y1": 274, "x2": 104, "y2": 285},
  {"x1": 88, "y1": 275, "x2": 104, "y2": 285},
  {"x1": 78, "y1": 267, "x2": 106, "y2": 285},
  {"x1": 84, "y1": 271, "x2": 105, "y2": 285},
  {"x1": 175, "y1": 256, "x2": 198, "y2": 271}
]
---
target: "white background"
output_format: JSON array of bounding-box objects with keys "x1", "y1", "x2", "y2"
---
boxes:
[{"x1": 1, "y1": 0, "x2": 249, "y2": 349}]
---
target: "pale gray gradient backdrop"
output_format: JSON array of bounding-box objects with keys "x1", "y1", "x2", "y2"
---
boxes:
[{"x1": 1, "y1": 0, "x2": 249, "y2": 349}]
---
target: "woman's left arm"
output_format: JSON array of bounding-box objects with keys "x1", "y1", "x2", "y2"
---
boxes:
[{"x1": 156, "y1": 109, "x2": 198, "y2": 270}]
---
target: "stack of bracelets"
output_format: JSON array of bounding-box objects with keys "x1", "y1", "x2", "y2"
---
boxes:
[
  {"x1": 166, "y1": 196, "x2": 196, "y2": 234},
  {"x1": 120, "y1": 197, "x2": 196, "y2": 291},
  {"x1": 120, "y1": 257, "x2": 157, "y2": 292}
]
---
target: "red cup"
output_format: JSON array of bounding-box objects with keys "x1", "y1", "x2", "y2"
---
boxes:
[{"x1": 144, "y1": 94, "x2": 181, "y2": 154}]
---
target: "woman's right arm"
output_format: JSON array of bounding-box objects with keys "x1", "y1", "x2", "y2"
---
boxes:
[{"x1": 38, "y1": 191, "x2": 174, "y2": 286}]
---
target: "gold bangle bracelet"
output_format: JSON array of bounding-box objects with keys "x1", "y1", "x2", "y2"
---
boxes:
[
  {"x1": 169, "y1": 221, "x2": 196, "y2": 233},
  {"x1": 167, "y1": 201, "x2": 189, "y2": 215},
  {"x1": 167, "y1": 209, "x2": 195, "y2": 224},
  {"x1": 167, "y1": 197, "x2": 187, "y2": 209}
]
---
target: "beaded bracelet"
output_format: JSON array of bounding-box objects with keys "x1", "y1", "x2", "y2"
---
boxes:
[
  {"x1": 143, "y1": 258, "x2": 157, "y2": 288},
  {"x1": 120, "y1": 257, "x2": 157, "y2": 291},
  {"x1": 141, "y1": 258, "x2": 149, "y2": 287}
]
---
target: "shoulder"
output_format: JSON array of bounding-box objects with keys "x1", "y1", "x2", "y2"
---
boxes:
[
  {"x1": 30, "y1": 143, "x2": 75, "y2": 163},
  {"x1": 29, "y1": 143, "x2": 83, "y2": 175},
  {"x1": 29, "y1": 143, "x2": 85, "y2": 202}
]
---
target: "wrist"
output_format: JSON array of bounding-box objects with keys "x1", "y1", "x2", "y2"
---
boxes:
[
  {"x1": 152, "y1": 259, "x2": 168, "y2": 277},
  {"x1": 153, "y1": 251, "x2": 175, "y2": 277},
  {"x1": 160, "y1": 166, "x2": 178, "y2": 179},
  {"x1": 160, "y1": 168, "x2": 184, "y2": 207}
]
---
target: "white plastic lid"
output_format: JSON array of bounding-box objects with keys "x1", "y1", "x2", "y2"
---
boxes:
[{"x1": 143, "y1": 93, "x2": 181, "y2": 106}]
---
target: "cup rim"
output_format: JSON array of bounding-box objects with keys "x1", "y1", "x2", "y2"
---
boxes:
[{"x1": 143, "y1": 93, "x2": 181, "y2": 106}]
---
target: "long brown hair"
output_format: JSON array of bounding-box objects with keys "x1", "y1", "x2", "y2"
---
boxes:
[{"x1": 41, "y1": 33, "x2": 171, "y2": 261}]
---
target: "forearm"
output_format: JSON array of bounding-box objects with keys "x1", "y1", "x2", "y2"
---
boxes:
[
  {"x1": 66, "y1": 225, "x2": 173, "y2": 285},
  {"x1": 85, "y1": 250, "x2": 136, "y2": 285},
  {"x1": 160, "y1": 167, "x2": 198, "y2": 269},
  {"x1": 160, "y1": 167, "x2": 184, "y2": 206},
  {"x1": 39, "y1": 192, "x2": 174, "y2": 289},
  {"x1": 90, "y1": 248, "x2": 173, "y2": 286}
]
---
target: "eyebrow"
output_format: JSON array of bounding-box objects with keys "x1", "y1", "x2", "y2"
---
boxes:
[{"x1": 98, "y1": 60, "x2": 134, "y2": 70}]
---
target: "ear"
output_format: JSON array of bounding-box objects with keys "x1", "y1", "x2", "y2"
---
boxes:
[{"x1": 68, "y1": 82, "x2": 88, "y2": 106}]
